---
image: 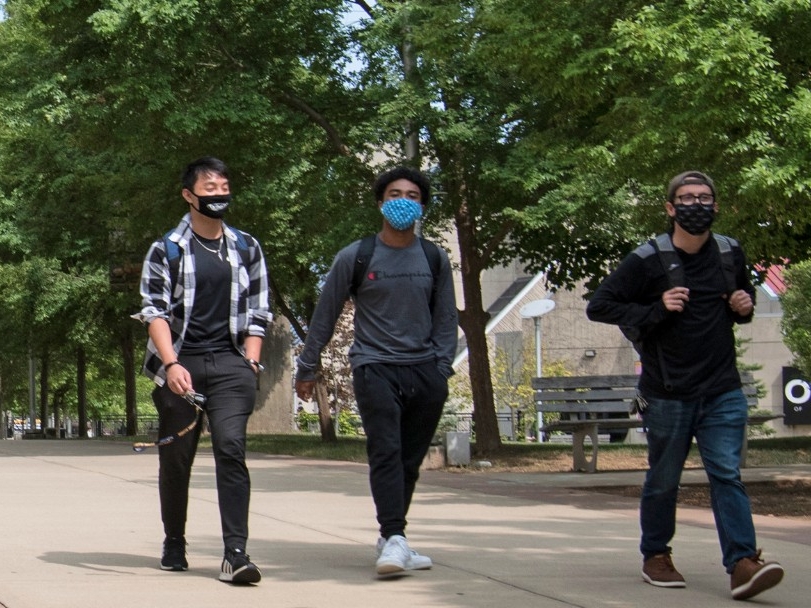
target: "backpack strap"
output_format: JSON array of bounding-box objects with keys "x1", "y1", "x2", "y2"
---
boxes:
[
  {"x1": 419, "y1": 238, "x2": 442, "y2": 312},
  {"x1": 645, "y1": 234, "x2": 681, "y2": 392},
  {"x1": 350, "y1": 235, "x2": 377, "y2": 298},
  {"x1": 713, "y1": 234, "x2": 738, "y2": 294},
  {"x1": 653, "y1": 233, "x2": 685, "y2": 288},
  {"x1": 163, "y1": 229, "x2": 252, "y2": 290},
  {"x1": 163, "y1": 232, "x2": 181, "y2": 288},
  {"x1": 653, "y1": 232, "x2": 737, "y2": 293},
  {"x1": 231, "y1": 229, "x2": 252, "y2": 269}
]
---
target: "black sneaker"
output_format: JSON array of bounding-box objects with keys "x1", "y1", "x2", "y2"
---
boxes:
[
  {"x1": 219, "y1": 547, "x2": 261, "y2": 584},
  {"x1": 160, "y1": 536, "x2": 188, "y2": 571}
]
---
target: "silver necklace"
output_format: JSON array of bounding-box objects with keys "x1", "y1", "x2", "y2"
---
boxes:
[{"x1": 192, "y1": 232, "x2": 224, "y2": 261}]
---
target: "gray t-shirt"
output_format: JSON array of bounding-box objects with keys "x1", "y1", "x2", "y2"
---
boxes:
[{"x1": 296, "y1": 235, "x2": 458, "y2": 380}]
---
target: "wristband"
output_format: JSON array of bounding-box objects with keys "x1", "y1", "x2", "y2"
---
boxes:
[
  {"x1": 164, "y1": 361, "x2": 180, "y2": 371},
  {"x1": 246, "y1": 358, "x2": 265, "y2": 372}
]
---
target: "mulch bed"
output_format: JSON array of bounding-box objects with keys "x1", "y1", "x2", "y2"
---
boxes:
[{"x1": 590, "y1": 479, "x2": 811, "y2": 519}]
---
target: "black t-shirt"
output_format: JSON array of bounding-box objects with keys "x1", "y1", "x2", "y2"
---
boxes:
[
  {"x1": 587, "y1": 233, "x2": 755, "y2": 400},
  {"x1": 181, "y1": 235, "x2": 232, "y2": 353}
]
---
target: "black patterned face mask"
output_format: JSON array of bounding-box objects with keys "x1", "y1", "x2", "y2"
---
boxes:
[
  {"x1": 673, "y1": 203, "x2": 715, "y2": 235},
  {"x1": 192, "y1": 193, "x2": 231, "y2": 219}
]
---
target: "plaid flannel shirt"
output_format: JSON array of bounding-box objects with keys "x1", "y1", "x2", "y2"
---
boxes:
[{"x1": 131, "y1": 213, "x2": 272, "y2": 386}]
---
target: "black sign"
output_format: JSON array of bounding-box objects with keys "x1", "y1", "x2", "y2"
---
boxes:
[{"x1": 782, "y1": 367, "x2": 811, "y2": 425}]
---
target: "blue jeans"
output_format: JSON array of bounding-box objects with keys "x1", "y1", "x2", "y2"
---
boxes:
[{"x1": 640, "y1": 388, "x2": 756, "y2": 572}]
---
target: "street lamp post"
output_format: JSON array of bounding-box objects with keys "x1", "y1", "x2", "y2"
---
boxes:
[{"x1": 520, "y1": 299, "x2": 556, "y2": 442}]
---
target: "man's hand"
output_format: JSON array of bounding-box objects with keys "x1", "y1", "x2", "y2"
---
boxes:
[
  {"x1": 166, "y1": 364, "x2": 194, "y2": 396},
  {"x1": 727, "y1": 289, "x2": 754, "y2": 316},
  {"x1": 662, "y1": 286, "x2": 690, "y2": 312},
  {"x1": 295, "y1": 379, "x2": 315, "y2": 401}
]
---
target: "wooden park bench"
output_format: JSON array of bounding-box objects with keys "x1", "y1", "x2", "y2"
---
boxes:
[{"x1": 532, "y1": 372, "x2": 781, "y2": 473}]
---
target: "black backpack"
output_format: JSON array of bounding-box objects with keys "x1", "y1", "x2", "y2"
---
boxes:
[
  {"x1": 619, "y1": 232, "x2": 738, "y2": 349},
  {"x1": 350, "y1": 235, "x2": 442, "y2": 311}
]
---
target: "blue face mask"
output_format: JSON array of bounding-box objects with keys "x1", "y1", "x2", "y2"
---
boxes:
[{"x1": 381, "y1": 198, "x2": 423, "y2": 231}]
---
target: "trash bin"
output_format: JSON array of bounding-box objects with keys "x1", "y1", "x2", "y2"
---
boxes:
[{"x1": 444, "y1": 432, "x2": 471, "y2": 466}]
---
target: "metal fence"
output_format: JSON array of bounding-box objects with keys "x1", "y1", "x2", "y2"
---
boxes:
[
  {"x1": 449, "y1": 412, "x2": 528, "y2": 441},
  {"x1": 94, "y1": 416, "x2": 160, "y2": 437},
  {"x1": 8, "y1": 413, "x2": 529, "y2": 441},
  {"x1": 4, "y1": 416, "x2": 161, "y2": 440}
]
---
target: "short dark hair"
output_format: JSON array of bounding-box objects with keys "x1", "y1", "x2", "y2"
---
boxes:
[
  {"x1": 373, "y1": 166, "x2": 431, "y2": 204},
  {"x1": 666, "y1": 170, "x2": 716, "y2": 202},
  {"x1": 181, "y1": 157, "x2": 230, "y2": 191}
]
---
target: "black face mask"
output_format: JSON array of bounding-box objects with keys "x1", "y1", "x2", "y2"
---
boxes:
[
  {"x1": 192, "y1": 193, "x2": 231, "y2": 219},
  {"x1": 673, "y1": 203, "x2": 715, "y2": 235}
]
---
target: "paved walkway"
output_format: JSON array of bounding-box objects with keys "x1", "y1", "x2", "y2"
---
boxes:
[{"x1": 1, "y1": 439, "x2": 808, "y2": 608}]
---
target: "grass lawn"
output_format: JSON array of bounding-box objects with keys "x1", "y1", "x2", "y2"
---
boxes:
[{"x1": 234, "y1": 433, "x2": 811, "y2": 473}]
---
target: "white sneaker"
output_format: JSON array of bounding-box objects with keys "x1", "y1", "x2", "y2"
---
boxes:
[
  {"x1": 376, "y1": 535, "x2": 410, "y2": 575},
  {"x1": 375, "y1": 536, "x2": 432, "y2": 572}
]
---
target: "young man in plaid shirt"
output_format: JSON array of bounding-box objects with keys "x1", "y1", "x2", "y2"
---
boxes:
[{"x1": 133, "y1": 156, "x2": 270, "y2": 584}]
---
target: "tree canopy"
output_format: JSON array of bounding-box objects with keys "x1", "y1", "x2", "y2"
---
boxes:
[
  {"x1": 782, "y1": 260, "x2": 811, "y2": 378},
  {"x1": 1, "y1": 0, "x2": 810, "y2": 450}
]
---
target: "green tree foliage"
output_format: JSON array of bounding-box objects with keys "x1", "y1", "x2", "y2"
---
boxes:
[
  {"x1": 2, "y1": 0, "x2": 811, "y2": 450},
  {"x1": 0, "y1": 0, "x2": 376, "y2": 429},
  {"x1": 1, "y1": 0, "x2": 377, "y2": 296},
  {"x1": 0, "y1": 258, "x2": 115, "y2": 426},
  {"x1": 354, "y1": 0, "x2": 811, "y2": 452},
  {"x1": 491, "y1": 346, "x2": 572, "y2": 441},
  {"x1": 736, "y1": 333, "x2": 774, "y2": 438},
  {"x1": 782, "y1": 260, "x2": 811, "y2": 378},
  {"x1": 469, "y1": 0, "x2": 811, "y2": 282}
]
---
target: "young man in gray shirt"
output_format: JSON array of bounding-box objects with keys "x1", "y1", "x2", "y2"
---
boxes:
[{"x1": 295, "y1": 166, "x2": 458, "y2": 576}]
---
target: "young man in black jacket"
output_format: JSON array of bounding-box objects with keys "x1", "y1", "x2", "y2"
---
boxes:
[{"x1": 586, "y1": 171, "x2": 783, "y2": 601}]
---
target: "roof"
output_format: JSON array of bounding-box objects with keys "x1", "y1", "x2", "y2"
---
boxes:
[
  {"x1": 453, "y1": 273, "x2": 544, "y2": 368},
  {"x1": 755, "y1": 264, "x2": 785, "y2": 298}
]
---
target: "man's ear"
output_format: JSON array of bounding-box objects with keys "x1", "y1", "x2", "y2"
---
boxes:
[{"x1": 181, "y1": 189, "x2": 195, "y2": 205}]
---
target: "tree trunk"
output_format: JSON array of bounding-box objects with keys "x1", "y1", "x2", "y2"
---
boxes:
[
  {"x1": 27, "y1": 347, "x2": 36, "y2": 432},
  {"x1": 39, "y1": 353, "x2": 48, "y2": 431},
  {"x1": 458, "y1": 298, "x2": 501, "y2": 454},
  {"x1": 53, "y1": 391, "x2": 61, "y2": 436},
  {"x1": 121, "y1": 327, "x2": 138, "y2": 436},
  {"x1": 77, "y1": 346, "x2": 88, "y2": 438},
  {"x1": 314, "y1": 374, "x2": 337, "y2": 443},
  {"x1": 0, "y1": 373, "x2": 5, "y2": 439},
  {"x1": 443, "y1": 149, "x2": 502, "y2": 454}
]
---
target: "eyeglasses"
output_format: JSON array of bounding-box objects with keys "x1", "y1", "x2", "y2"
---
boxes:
[{"x1": 675, "y1": 193, "x2": 714, "y2": 206}]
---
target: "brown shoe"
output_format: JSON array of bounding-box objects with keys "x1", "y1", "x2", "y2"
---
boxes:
[
  {"x1": 642, "y1": 553, "x2": 686, "y2": 588},
  {"x1": 731, "y1": 550, "x2": 783, "y2": 601}
]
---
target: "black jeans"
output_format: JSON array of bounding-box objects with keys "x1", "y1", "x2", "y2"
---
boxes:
[
  {"x1": 152, "y1": 349, "x2": 257, "y2": 550},
  {"x1": 352, "y1": 361, "x2": 448, "y2": 539}
]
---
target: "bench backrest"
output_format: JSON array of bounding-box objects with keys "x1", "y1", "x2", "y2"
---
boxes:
[
  {"x1": 533, "y1": 375, "x2": 639, "y2": 414},
  {"x1": 533, "y1": 371, "x2": 758, "y2": 413}
]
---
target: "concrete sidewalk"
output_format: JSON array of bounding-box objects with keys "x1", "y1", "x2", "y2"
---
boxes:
[{"x1": 0, "y1": 440, "x2": 808, "y2": 608}]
